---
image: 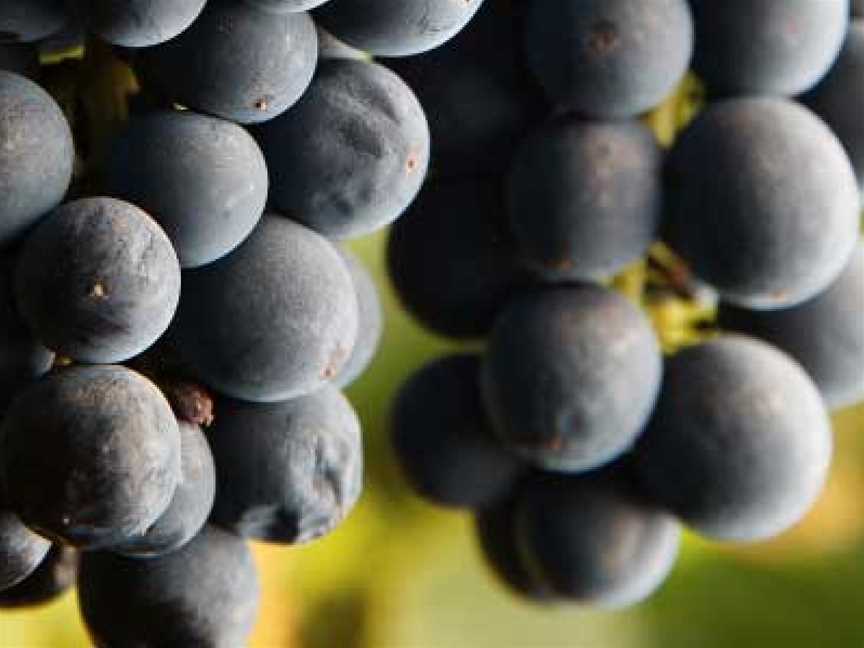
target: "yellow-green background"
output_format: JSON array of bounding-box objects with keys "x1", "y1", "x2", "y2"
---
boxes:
[{"x1": 1, "y1": 227, "x2": 862, "y2": 648}]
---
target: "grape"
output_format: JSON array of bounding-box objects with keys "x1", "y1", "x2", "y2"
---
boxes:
[
  {"x1": 15, "y1": 197, "x2": 182, "y2": 364},
  {"x1": 0, "y1": 71, "x2": 74, "y2": 247},
  {"x1": 387, "y1": 179, "x2": 517, "y2": 339},
  {"x1": 0, "y1": 545, "x2": 77, "y2": 608},
  {"x1": 111, "y1": 422, "x2": 216, "y2": 559},
  {"x1": 0, "y1": 255, "x2": 54, "y2": 409},
  {"x1": 206, "y1": 385, "x2": 362, "y2": 544},
  {"x1": 664, "y1": 97, "x2": 859, "y2": 309},
  {"x1": 635, "y1": 336, "x2": 833, "y2": 542},
  {"x1": 169, "y1": 215, "x2": 358, "y2": 402},
  {"x1": 78, "y1": 525, "x2": 259, "y2": 647},
  {"x1": 386, "y1": 0, "x2": 539, "y2": 179},
  {"x1": 391, "y1": 354, "x2": 526, "y2": 510},
  {"x1": 245, "y1": 0, "x2": 333, "y2": 11},
  {"x1": 314, "y1": 0, "x2": 485, "y2": 57},
  {"x1": 135, "y1": 0, "x2": 318, "y2": 124},
  {"x1": 0, "y1": 1, "x2": 68, "y2": 43},
  {"x1": 0, "y1": 505, "x2": 51, "y2": 592},
  {"x1": 690, "y1": 0, "x2": 849, "y2": 97},
  {"x1": 334, "y1": 249, "x2": 383, "y2": 389},
  {"x1": 104, "y1": 110, "x2": 267, "y2": 268},
  {"x1": 506, "y1": 117, "x2": 662, "y2": 282},
  {"x1": 718, "y1": 245, "x2": 864, "y2": 411},
  {"x1": 254, "y1": 59, "x2": 429, "y2": 240},
  {"x1": 523, "y1": 0, "x2": 693, "y2": 118},
  {"x1": 1, "y1": 365, "x2": 181, "y2": 549},
  {"x1": 474, "y1": 487, "x2": 555, "y2": 602},
  {"x1": 802, "y1": 20, "x2": 864, "y2": 190},
  {"x1": 514, "y1": 472, "x2": 680, "y2": 608},
  {"x1": 0, "y1": 44, "x2": 39, "y2": 78},
  {"x1": 481, "y1": 285, "x2": 662, "y2": 473},
  {"x1": 74, "y1": 0, "x2": 207, "y2": 48}
]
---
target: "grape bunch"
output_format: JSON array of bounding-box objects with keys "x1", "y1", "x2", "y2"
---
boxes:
[
  {"x1": 0, "y1": 0, "x2": 499, "y2": 644},
  {"x1": 390, "y1": 0, "x2": 863, "y2": 608}
]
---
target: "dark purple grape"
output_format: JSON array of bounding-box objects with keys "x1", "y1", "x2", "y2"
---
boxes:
[
  {"x1": 2, "y1": 365, "x2": 181, "y2": 549},
  {"x1": 802, "y1": 20, "x2": 864, "y2": 190},
  {"x1": 635, "y1": 336, "x2": 833, "y2": 542},
  {"x1": 314, "y1": 0, "x2": 485, "y2": 57},
  {"x1": 482, "y1": 285, "x2": 662, "y2": 473},
  {"x1": 206, "y1": 386, "x2": 362, "y2": 544},
  {"x1": 15, "y1": 197, "x2": 181, "y2": 364},
  {"x1": 0, "y1": 71, "x2": 74, "y2": 247},
  {"x1": 718, "y1": 244, "x2": 864, "y2": 411},
  {"x1": 664, "y1": 97, "x2": 859, "y2": 309},
  {"x1": 135, "y1": 0, "x2": 318, "y2": 124},
  {"x1": 79, "y1": 526, "x2": 259, "y2": 647},
  {"x1": 392, "y1": 355, "x2": 527, "y2": 509},
  {"x1": 524, "y1": 0, "x2": 693, "y2": 118},
  {"x1": 690, "y1": 0, "x2": 848, "y2": 97}
]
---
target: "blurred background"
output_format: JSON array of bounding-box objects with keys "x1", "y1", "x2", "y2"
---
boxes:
[{"x1": 1, "y1": 229, "x2": 863, "y2": 648}]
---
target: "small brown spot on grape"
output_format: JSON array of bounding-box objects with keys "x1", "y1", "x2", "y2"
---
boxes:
[
  {"x1": 90, "y1": 282, "x2": 107, "y2": 299},
  {"x1": 588, "y1": 20, "x2": 619, "y2": 56},
  {"x1": 322, "y1": 345, "x2": 348, "y2": 380}
]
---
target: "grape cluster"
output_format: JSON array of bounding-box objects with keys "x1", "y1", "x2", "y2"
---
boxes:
[
  {"x1": 0, "y1": 0, "x2": 495, "y2": 643},
  {"x1": 390, "y1": 0, "x2": 863, "y2": 608}
]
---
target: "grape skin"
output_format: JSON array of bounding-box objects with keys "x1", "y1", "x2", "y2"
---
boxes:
[
  {"x1": 207, "y1": 386, "x2": 363, "y2": 544},
  {"x1": 0, "y1": 545, "x2": 77, "y2": 608},
  {"x1": 0, "y1": 71, "x2": 74, "y2": 247},
  {"x1": 135, "y1": 0, "x2": 318, "y2": 124},
  {"x1": 386, "y1": 0, "x2": 539, "y2": 179},
  {"x1": 515, "y1": 472, "x2": 681, "y2": 608},
  {"x1": 690, "y1": 0, "x2": 849, "y2": 97},
  {"x1": 634, "y1": 336, "x2": 833, "y2": 542},
  {"x1": 168, "y1": 216, "x2": 359, "y2": 403},
  {"x1": 387, "y1": 179, "x2": 518, "y2": 339},
  {"x1": 664, "y1": 97, "x2": 859, "y2": 310},
  {"x1": 719, "y1": 245, "x2": 864, "y2": 411},
  {"x1": 15, "y1": 197, "x2": 181, "y2": 364},
  {"x1": 314, "y1": 0, "x2": 486, "y2": 57},
  {"x1": 75, "y1": 0, "x2": 207, "y2": 48},
  {"x1": 111, "y1": 422, "x2": 216, "y2": 559},
  {"x1": 0, "y1": 510, "x2": 51, "y2": 593},
  {"x1": 506, "y1": 117, "x2": 662, "y2": 282},
  {"x1": 802, "y1": 20, "x2": 864, "y2": 191},
  {"x1": 1, "y1": 365, "x2": 181, "y2": 550},
  {"x1": 79, "y1": 526, "x2": 259, "y2": 647},
  {"x1": 254, "y1": 59, "x2": 429, "y2": 240},
  {"x1": 523, "y1": 0, "x2": 693, "y2": 118},
  {"x1": 481, "y1": 285, "x2": 662, "y2": 474},
  {"x1": 391, "y1": 354, "x2": 526, "y2": 510},
  {"x1": 104, "y1": 110, "x2": 267, "y2": 269},
  {"x1": 334, "y1": 249, "x2": 383, "y2": 389},
  {"x1": 0, "y1": 1, "x2": 68, "y2": 44}
]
